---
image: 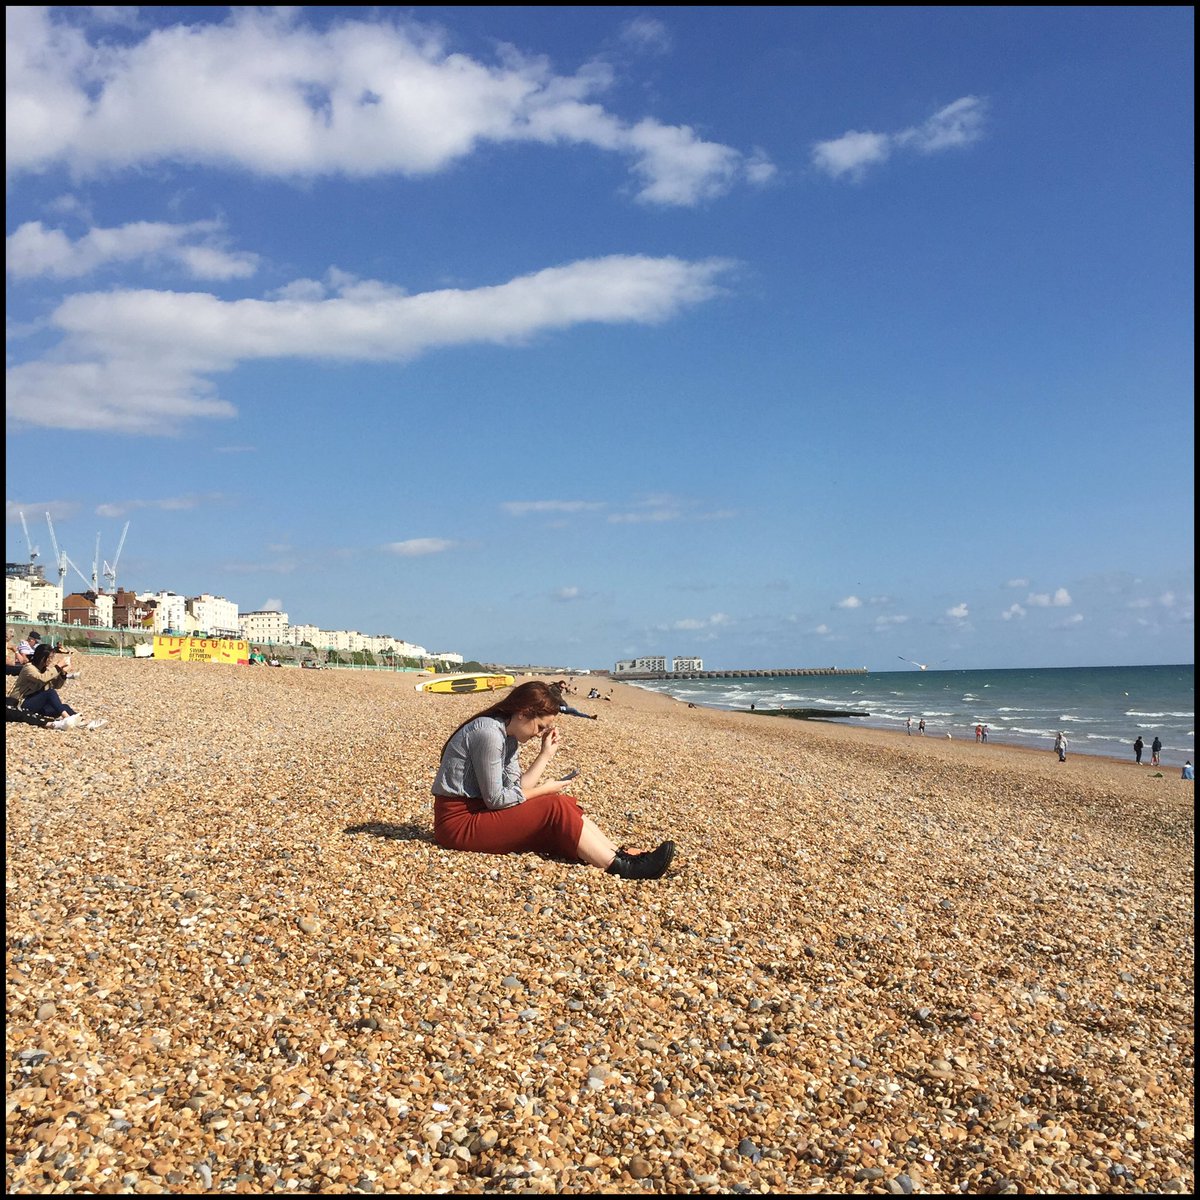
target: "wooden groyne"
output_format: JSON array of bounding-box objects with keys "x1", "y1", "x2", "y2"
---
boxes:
[{"x1": 616, "y1": 667, "x2": 868, "y2": 681}]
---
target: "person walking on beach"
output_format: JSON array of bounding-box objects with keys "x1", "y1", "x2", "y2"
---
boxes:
[
  {"x1": 1151, "y1": 736, "x2": 1162, "y2": 767},
  {"x1": 1133, "y1": 736, "x2": 1144, "y2": 765},
  {"x1": 906, "y1": 717, "x2": 913, "y2": 735},
  {"x1": 1054, "y1": 731, "x2": 1068, "y2": 762},
  {"x1": 981, "y1": 724, "x2": 989, "y2": 743},
  {"x1": 918, "y1": 718, "x2": 925, "y2": 735},
  {"x1": 431, "y1": 681, "x2": 675, "y2": 880},
  {"x1": 975, "y1": 724, "x2": 983, "y2": 742}
]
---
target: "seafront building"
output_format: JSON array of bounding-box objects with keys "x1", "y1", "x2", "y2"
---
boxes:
[
  {"x1": 136, "y1": 590, "x2": 187, "y2": 633},
  {"x1": 4, "y1": 572, "x2": 63, "y2": 625},
  {"x1": 188, "y1": 594, "x2": 240, "y2": 638},
  {"x1": 614, "y1": 656, "x2": 677, "y2": 674},
  {"x1": 240, "y1": 609, "x2": 289, "y2": 645},
  {"x1": 5, "y1": 559, "x2": 460, "y2": 663}
]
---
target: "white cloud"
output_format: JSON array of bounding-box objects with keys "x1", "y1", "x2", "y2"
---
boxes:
[
  {"x1": 1006, "y1": 578, "x2": 1029, "y2": 589},
  {"x1": 1057, "y1": 613, "x2": 1085, "y2": 627},
  {"x1": 1028, "y1": 587, "x2": 1072, "y2": 608},
  {"x1": 620, "y1": 17, "x2": 672, "y2": 55},
  {"x1": 6, "y1": 8, "x2": 770, "y2": 207},
  {"x1": 666, "y1": 612, "x2": 730, "y2": 632},
  {"x1": 836, "y1": 595, "x2": 862, "y2": 609},
  {"x1": 812, "y1": 623, "x2": 831, "y2": 636},
  {"x1": 554, "y1": 586, "x2": 582, "y2": 602},
  {"x1": 6, "y1": 219, "x2": 259, "y2": 281},
  {"x1": 811, "y1": 96, "x2": 987, "y2": 181},
  {"x1": 1002, "y1": 603, "x2": 1026, "y2": 620},
  {"x1": 811, "y1": 131, "x2": 891, "y2": 181},
  {"x1": 94, "y1": 492, "x2": 226, "y2": 518},
  {"x1": 873, "y1": 614, "x2": 909, "y2": 627},
  {"x1": 608, "y1": 492, "x2": 691, "y2": 524},
  {"x1": 385, "y1": 538, "x2": 455, "y2": 556},
  {"x1": 6, "y1": 254, "x2": 732, "y2": 434},
  {"x1": 946, "y1": 602, "x2": 969, "y2": 619},
  {"x1": 503, "y1": 499, "x2": 605, "y2": 516},
  {"x1": 261, "y1": 597, "x2": 284, "y2": 612},
  {"x1": 6, "y1": 499, "x2": 79, "y2": 525}
]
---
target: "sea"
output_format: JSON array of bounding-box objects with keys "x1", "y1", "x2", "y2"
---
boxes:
[{"x1": 629, "y1": 664, "x2": 1195, "y2": 765}]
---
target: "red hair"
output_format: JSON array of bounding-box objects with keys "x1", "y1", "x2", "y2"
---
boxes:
[{"x1": 441, "y1": 681, "x2": 559, "y2": 757}]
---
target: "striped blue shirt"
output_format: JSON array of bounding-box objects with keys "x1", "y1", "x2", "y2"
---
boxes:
[{"x1": 432, "y1": 716, "x2": 524, "y2": 809}]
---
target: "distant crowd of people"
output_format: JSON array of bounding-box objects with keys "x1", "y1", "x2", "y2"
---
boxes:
[{"x1": 895, "y1": 707, "x2": 1184, "y2": 772}]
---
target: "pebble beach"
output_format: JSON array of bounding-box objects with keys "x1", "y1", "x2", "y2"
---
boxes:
[{"x1": 6, "y1": 656, "x2": 1195, "y2": 1195}]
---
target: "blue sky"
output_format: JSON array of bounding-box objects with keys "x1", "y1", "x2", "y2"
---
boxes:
[{"x1": 5, "y1": 6, "x2": 1194, "y2": 670}]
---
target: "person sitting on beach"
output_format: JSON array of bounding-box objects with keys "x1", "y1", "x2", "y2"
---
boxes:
[
  {"x1": 5, "y1": 630, "x2": 25, "y2": 677},
  {"x1": 431, "y1": 681, "x2": 674, "y2": 880},
  {"x1": 1182, "y1": 761, "x2": 1194, "y2": 781},
  {"x1": 7, "y1": 643, "x2": 83, "y2": 729},
  {"x1": 17, "y1": 630, "x2": 41, "y2": 660},
  {"x1": 550, "y1": 683, "x2": 599, "y2": 721}
]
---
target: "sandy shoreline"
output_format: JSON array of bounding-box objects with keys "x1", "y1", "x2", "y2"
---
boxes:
[{"x1": 6, "y1": 657, "x2": 1195, "y2": 1194}]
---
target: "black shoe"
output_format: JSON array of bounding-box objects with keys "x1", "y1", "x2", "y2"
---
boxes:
[{"x1": 607, "y1": 840, "x2": 676, "y2": 880}]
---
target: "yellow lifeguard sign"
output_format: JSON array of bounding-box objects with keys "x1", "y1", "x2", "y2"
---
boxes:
[{"x1": 153, "y1": 636, "x2": 249, "y2": 664}]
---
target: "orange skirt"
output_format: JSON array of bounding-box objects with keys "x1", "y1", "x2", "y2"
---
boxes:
[{"x1": 433, "y1": 793, "x2": 585, "y2": 859}]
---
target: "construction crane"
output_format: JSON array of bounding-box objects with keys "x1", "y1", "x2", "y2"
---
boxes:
[
  {"x1": 102, "y1": 521, "x2": 130, "y2": 594},
  {"x1": 45, "y1": 513, "x2": 91, "y2": 592},
  {"x1": 18, "y1": 511, "x2": 40, "y2": 570},
  {"x1": 91, "y1": 532, "x2": 101, "y2": 593}
]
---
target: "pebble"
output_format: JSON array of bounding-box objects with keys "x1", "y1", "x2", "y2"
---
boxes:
[{"x1": 4, "y1": 657, "x2": 1194, "y2": 1195}]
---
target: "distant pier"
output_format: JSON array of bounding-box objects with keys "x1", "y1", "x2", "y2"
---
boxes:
[{"x1": 617, "y1": 667, "x2": 868, "y2": 681}]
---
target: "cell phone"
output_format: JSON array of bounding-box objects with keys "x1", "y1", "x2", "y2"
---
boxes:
[{"x1": 558, "y1": 769, "x2": 579, "y2": 782}]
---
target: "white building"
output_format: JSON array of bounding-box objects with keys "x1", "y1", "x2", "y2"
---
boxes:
[
  {"x1": 288, "y1": 622, "x2": 322, "y2": 648},
  {"x1": 29, "y1": 579, "x2": 62, "y2": 622},
  {"x1": 5, "y1": 575, "x2": 63, "y2": 623},
  {"x1": 431, "y1": 651, "x2": 465, "y2": 665},
  {"x1": 90, "y1": 593, "x2": 115, "y2": 627},
  {"x1": 672, "y1": 657, "x2": 704, "y2": 672},
  {"x1": 240, "y1": 610, "x2": 289, "y2": 645},
  {"x1": 613, "y1": 657, "x2": 668, "y2": 674},
  {"x1": 138, "y1": 591, "x2": 187, "y2": 633},
  {"x1": 188, "y1": 594, "x2": 239, "y2": 637},
  {"x1": 5, "y1": 575, "x2": 32, "y2": 620}
]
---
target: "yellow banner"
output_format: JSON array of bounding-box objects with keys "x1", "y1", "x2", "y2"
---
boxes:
[{"x1": 153, "y1": 636, "x2": 249, "y2": 665}]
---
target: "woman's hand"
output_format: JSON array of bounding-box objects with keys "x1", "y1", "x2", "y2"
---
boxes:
[{"x1": 540, "y1": 727, "x2": 560, "y2": 757}]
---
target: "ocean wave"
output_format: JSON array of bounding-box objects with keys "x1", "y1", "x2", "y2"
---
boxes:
[{"x1": 1126, "y1": 710, "x2": 1194, "y2": 718}]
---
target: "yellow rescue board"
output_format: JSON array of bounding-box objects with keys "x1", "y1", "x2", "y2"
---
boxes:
[{"x1": 415, "y1": 673, "x2": 515, "y2": 694}]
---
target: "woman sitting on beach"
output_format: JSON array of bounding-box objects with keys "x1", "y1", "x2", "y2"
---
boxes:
[
  {"x1": 431, "y1": 681, "x2": 675, "y2": 880},
  {"x1": 8, "y1": 643, "x2": 82, "y2": 728}
]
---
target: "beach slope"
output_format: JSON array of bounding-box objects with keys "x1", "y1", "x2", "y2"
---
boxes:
[{"x1": 6, "y1": 659, "x2": 1194, "y2": 1193}]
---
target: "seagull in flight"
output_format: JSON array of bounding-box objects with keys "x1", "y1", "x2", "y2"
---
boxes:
[{"x1": 898, "y1": 656, "x2": 928, "y2": 670}]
